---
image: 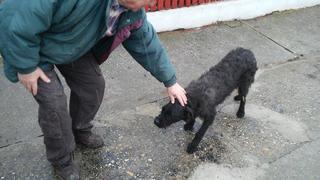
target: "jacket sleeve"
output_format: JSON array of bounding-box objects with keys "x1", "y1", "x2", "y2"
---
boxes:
[
  {"x1": 122, "y1": 18, "x2": 177, "y2": 87},
  {"x1": 0, "y1": 1, "x2": 55, "y2": 74}
]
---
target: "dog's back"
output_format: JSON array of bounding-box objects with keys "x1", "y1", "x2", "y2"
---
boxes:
[{"x1": 186, "y1": 47, "x2": 257, "y2": 117}]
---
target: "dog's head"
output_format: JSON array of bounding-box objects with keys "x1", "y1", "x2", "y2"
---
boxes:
[{"x1": 154, "y1": 100, "x2": 194, "y2": 128}]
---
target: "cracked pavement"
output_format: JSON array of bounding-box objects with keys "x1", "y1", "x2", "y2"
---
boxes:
[{"x1": 1, "y1": 5, "x2": 320, "y2": 180}]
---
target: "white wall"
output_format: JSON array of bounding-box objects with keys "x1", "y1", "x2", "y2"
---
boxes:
[{"x1": 147, "y1": 0, "x2": 320, "y2": 32}]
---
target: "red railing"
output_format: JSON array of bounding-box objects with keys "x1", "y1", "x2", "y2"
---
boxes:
[{"x1": 145, "y1": 0, "x2": 221, "y2": 12}]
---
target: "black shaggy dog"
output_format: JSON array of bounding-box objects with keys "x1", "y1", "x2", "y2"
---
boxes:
[{"x1": 154, "y1": 47, "x2": 258, "y2": 154}]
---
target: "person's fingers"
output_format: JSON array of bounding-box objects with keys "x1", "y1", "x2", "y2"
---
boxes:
[
  {"x1": 177, "y1": 95, "x2": 185, "y2": 107},
  {"x1": 181, "y1": 87, "x2": 187, "y2": 94},
  {"x1": 176, "y1": 88, "x2": 187, "y2": 105},
  {"x1": 182, "y1": 93, "x2": 187, "y2": 105},
  {"x1": 40, "y1": 71, "x2": 51, "y2": 83},
  {"x1": 26, "y1": 83, "x2": 32, "y2": 93},
  {"x1": 176, "y1": 83, "x2": 186, "y2": 94},
  {"x1": 20, "y1": 81, "x2": 27, "y2": 91},
  {"x1": 31, "y1": 81, "x2": 38, "y2": 96},
  {"x1": 20, "y1": 80, "x2": 26, "y2": 87},
  {"x1": 169, "y1": 95, "x2": 175, "y2": 104}
]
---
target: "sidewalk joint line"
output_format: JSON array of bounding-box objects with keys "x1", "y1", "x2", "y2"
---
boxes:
[
  {"x1": 267, "y1": 140, "x2": 312, "y2": 164},
  {"x1": 241, "y1": 21, "x2": 300, "y2": 57},
  {"x1": 0, "y1": 134, "x2": 43, "y2": 149}
]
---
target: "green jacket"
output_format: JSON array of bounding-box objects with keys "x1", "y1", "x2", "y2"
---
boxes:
[{"x1": 0, "y1": 0, "x2": 176, "y2": 87}]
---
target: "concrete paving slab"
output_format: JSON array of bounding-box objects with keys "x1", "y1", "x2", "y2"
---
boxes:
[
  {"x1": 159, "y1": 21, "x2": 295, "y2": 73},
  {"x1": 0, "y1": 138, "x2": 52, "y2": 179},
  {"x1": 248, "y1": 58, "x2": 320, "y2": 139},
  {"x1": 261, "y1": 138, "x2": 320, "y2": 180},
  {"x1": 0, "y1": 75, "x2": 41, "y2": 147},
  {"x1": 189, "y1": 161, "x2": 267, "y2": 180},
  {"x1": 245, "y1": 5, "x2": 320, "y2": 56}
]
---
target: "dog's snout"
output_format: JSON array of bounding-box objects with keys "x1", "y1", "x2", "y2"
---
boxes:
[{"x1": 154, "y1": 117, "x2": 161, "y2": 127}]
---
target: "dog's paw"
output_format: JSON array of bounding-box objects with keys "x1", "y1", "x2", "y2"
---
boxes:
[
  {"x1": 184, "y1": 124, "x2": 194, "y2": 131},
  {"x1": 186, "y1": 144, "x2": 197, "y2": 154},
  {"x1": 236, "y1": 110, "x2": 245, "y2": 118},
  {"x1": 234, "y1": 95, "x2": 242, "y2": 101}
]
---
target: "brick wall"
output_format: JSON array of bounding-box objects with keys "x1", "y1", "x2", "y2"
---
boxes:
[{"x1": 145, "y1": 0, "x2": 222, "y2": 11}]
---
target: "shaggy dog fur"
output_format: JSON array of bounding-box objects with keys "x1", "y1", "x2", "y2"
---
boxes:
[{"x1": 154, "y1": 47, "x2": 258, "y2": 154}]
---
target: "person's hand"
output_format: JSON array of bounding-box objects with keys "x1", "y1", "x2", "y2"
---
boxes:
[
  {"x1": 18, "y1": 67, "x2": 51, "y2": 96},
  {"x1": 166, "y1": 83, "x2": 187, "y2": 106}
]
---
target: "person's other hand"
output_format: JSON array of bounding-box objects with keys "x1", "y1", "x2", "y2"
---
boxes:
[
  {"x1": 18, "y1": 67, "x2": 51, "y2": 96},
  {"x1": 166, "y1": 83, "x2": 187, "y2": 106}
]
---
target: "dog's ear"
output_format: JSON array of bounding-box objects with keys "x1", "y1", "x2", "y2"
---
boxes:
[{"x1": 185, "y1": 106, "x2": 195, "y2": 123}]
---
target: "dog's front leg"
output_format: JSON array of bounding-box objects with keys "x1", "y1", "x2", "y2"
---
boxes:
[
  {"x1": 184, "y1": 118, "x2": 195, "y2": 131},
  {"x1": 187, "y1": 115, "x2": 214, "y2": 154}
]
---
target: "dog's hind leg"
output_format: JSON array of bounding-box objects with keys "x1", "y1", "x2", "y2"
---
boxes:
[
  {"x1": 236, "y1": 96, "x2": 246, "y2": 118},
  {"x1": 187, "y1": 113, "x2": 215, "y2": 154},
  {"x1": 235, "y1": 70, "x2": 255, "y2": 118}
]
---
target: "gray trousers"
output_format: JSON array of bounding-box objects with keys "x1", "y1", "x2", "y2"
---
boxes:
[{"x1": 34, "y1": 52, "x2": 105, "y2": 166}]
